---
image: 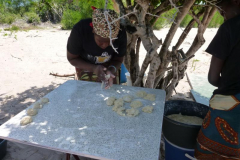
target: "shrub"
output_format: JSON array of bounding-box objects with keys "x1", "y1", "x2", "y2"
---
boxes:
[
  {"x1": 153, "y1": 9, "x2": 177, "y2": 30},
  {"x1": 10, "y1": 25, "x2": 20, "y2": 31},
  {"x1": 24, "y1": 12, "x2": 41, "y2": 24},
  {"x1": 61, "y1": 9, "x2": 82, "y2": 30},
  {"x1": 0, "y1": 13, "x2": 18, "y2": 24},
  {"x1": 208, "y1": 11, "x2": 224, "y2": 28},
  {"x1": 180, "y1": 14, "x2": 193, "y2": 27}
]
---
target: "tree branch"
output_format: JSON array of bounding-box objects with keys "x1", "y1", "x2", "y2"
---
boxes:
[{"x1": 49, "y1": 73, "x2": 75, "y2": 77}]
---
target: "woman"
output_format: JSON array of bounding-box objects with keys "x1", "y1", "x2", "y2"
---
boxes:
[
  {"x1": 195, "y1": 0, "x2": 240, "y2": 159},
  {"x1": 67, "y1": 7, "x2": 127, "y2": 89}
]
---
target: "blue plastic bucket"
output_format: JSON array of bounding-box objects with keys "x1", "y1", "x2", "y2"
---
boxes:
[{"x1": 164, "y1": 137, "x2": 194, "y2": 160}]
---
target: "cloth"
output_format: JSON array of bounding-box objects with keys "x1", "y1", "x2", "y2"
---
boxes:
[
  {"x1": 92, "y1": 8, "x2": 120, "y2": 39},
  {"x1": 67, "y1": 18, "x2": 127, "y2": 64},
  {"x1": 195, "y1": 93, "x2": 240, "y2": 160},
  {"x1": 205, "y1": 14, "x2": 240, "y2": 95}
]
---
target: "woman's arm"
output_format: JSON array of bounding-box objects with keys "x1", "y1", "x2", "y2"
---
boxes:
[
  {"x1": 67, "y1": 51, "x2": 106, "y2": 80},
  {"x1": 208, "y1": 55, "x2": 225, "y2": 87},
  {"x1": 107, "y1": 56, "x2": 124, "y2": 75}
]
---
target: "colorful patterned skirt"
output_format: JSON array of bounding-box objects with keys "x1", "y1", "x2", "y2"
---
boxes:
[{"x1": 195, "y1": 93, "x2": 240, "y2": 160}]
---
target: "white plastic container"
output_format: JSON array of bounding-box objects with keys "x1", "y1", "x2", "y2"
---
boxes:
[
  {"x1": 125, "y1": 72, "x2": 147, "y2": 86},
  {"x1": 125, "y1": 72, "x2": 132, "y2": 86}
]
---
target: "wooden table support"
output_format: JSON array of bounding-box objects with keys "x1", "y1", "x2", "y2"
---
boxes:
[{"x1": 66, "y1": 153, "x2": 81, "y2": 160}]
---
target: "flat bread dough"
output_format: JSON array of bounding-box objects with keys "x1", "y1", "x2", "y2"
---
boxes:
[
  {"x1": 33, "y1": 102, "x2": 43, "y2": 109},
  {"x1": 142, "y1": 106, "x2": 154, "y2": 113},
  {"x1": 116, "y1": 107, "x2": 126, "y2": 116},
  {"x1": 144, "y1": 94, "x2": 156, "y2": 101},
  {"x1": 167, "y1": 113, "x2": 203, "y2": 125},
  {"x1": 114, "y1": 99, "x2": 124, "y2": 108},
  {"x1": 123, "y1": 95, "x2": 133, "y2": 103},
  {"x1": 40, "y1": 98, "x2": 49, "y2": 104},
  {"x1": 27, "y1": 108, "x2": 38, "y2": 116},
  {"x1": 20, "y1": 116, "x2": 33, "y2": 126},
  {"x1": 136, "y1": 91, "x2": 147, "y2": 98},
  {"x1": 106, "y1": 97, "x2": 116, "y2": 106},
  {"x1": 130, "y1": 101, "x2": 143, "y2": 108},
  {"x1": 126, "y1": 108, "x2": 139, "y2": 117}
]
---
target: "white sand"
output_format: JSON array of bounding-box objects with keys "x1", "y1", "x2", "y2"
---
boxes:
[{"x1": 0, "y1": 26, "x2": 217, "y2": 160}]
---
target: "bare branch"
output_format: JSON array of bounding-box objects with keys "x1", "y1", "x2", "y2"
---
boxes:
[
  {"x1": 169, "y1": 0, "x2": 180, "y2": 13},
  {"x1": 49, "y1": 73, "x2": 75, "y2": 77},
  {"x1": 110, "y1": 11, "x2": 137, "y2": 24},
  {"x1": 114, "y1": 0, "x2": 126, "y2": 15},
  {"x1": 11, "y1": 54, "x2": 22, "y2": 61},
  {"x1": 104, "y1": 0, "x2": 119, "y2": 53},
  {"x1": 188, "y1": 10, "x2": 201, "y2": 25},
  {"x1": 153, "y1": 0, "x2": 170, "y2": 15}
]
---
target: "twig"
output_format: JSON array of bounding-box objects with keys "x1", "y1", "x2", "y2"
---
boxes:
[
  {"x1": 110, "y1": 11, "x2": 137, "y2": 24},
  {"x1": 104, "y1": 0, "x2": 119, "y2": 53},
  {"x1": 205, "y1": 0, "x2": 222, "y2": 11},
  {"x1": 188, "y1": 10, "x2": 202, "y2": 25},
  {"x1": 169, "y1": 0, "x2": 180, "y2": 13},
  {"x1": 49, "y1": 73, "x2": 75, "y2": 77},
  {"x1": 11, "y1": 54, "x2": 22, "y2": 61},
  {"x1": 56, "y1": 53, "x2": 65, "y2": 57}
]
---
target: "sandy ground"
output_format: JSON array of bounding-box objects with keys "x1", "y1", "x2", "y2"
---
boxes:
[{"x1": 0, "y1": 25, "x2": 217, "y2": 160}]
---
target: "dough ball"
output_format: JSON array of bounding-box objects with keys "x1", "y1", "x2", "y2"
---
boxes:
[
  {"x1": 126, "y1": 108, "x2": 139, "y2": 117},
  {"x1": 144, "y1": 94, "x2": 156, "y2": 101},
  {"x1": 116, "y1": 107, "x2": 126, "y2": 116},
  {"x1": 123, "y1": 95, "x2": 133, "y2": 103},
  {"x1": 27, "y1": 108, "x2": 38, "y2": 116},
  {"x1": 20, "y1": 116, "x2": 33, "y2": 126},
  {"x1": 167, "y1": 113, "x2": 203, "y2": 125},
  {"x1": 142, "y1": 106, "x2": 154, "y2": 113},
  {"x1": 106, "y1": 97, "x2": 116, "y2": 106},
  {"x1": 112, "y1": 105, "x2": 119, "y2": 112},
  {"x1": 33, "y1": 102, "x2": 43, "y2": 109},
  {"x1": 130, "y1": 101, "x2": 143, "y2": 108},
  {"x1": 40, "y1": 98, "x2": 49, "y2": 104},
  {"x1": 114, "y1": 99, "x2": 124, "y2": 108},
  {"x1": 136, "y1": 91, "x2": 147, "y2": 98}
]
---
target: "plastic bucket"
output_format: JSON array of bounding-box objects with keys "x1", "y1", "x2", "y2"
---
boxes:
[
  {"x1": 163, "y1": 100, "x2": 209, "y2": 160},
  {"x1": 0, "y1": 139, "x2": 7, "y2": 160},
  {"x1": 164, "y1": 137, "x2": 194, "y2": 160}
]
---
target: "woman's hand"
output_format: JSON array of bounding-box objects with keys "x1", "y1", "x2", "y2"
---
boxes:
[
  {"x1": 93, "y1": 65, "x2": 107, "y2": 81},
  {"x1": 105, "y1": 70, "x2": 115, "y2": 89}
]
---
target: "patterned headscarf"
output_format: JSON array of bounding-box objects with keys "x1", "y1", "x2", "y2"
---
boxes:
[{"x1": 92, "y1": 7, "x2": 120, "y2": 39}]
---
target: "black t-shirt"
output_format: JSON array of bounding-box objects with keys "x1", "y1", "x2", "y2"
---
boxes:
[
  {"x1": 206, "y1": 14, "x2": 240, "y2": 95},
  {"x1": 67, "y1": 18, "x2": 127, "y2": 64}
]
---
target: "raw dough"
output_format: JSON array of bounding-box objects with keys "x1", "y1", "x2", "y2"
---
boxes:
[
  {"x1": 142, "y1": 106, "x2": 154, "y2": 113},
  {"x1": 116, "y1": 107, "x2": 126, "y2": 116},
  {"x1": 40, "y1": 98, "x2": 49, "y2": 104},
  {"x1": 144, "y1": 94, "x2": 156, "y2": 101},
  {"x1": 114, "y1": 99, "x2": 124, "y2": 108},
  {"x1": 136, "y1": 91, "x2": 147, "y2": 98},
  {"x1": 126, "y1": 108, "x2": 139, "y2": 117},
  {"x1": 167, "y1": 113, "x2": 203, "y2": 125},
  {"x1": 112, "y1": 105, "x2": 119, "y2": 112},
  {"x1": 33, "y1": 102, "x2": 43, "y2": 109},
  {"x1": 106, "y1": 97, "x2": 116, "y2": 106},
  {"x1": 123, "y1": 95, "x2": 133, "y2": 103},
  {"x1": 130, "y1": 101, "x2": 143, "y2": 108},
  {"x1": 27, "y1": 108, "x2": 38, "y2": 116},
  {"x1": 20, "y1": 116, "x2": 33, "y2": 126}
]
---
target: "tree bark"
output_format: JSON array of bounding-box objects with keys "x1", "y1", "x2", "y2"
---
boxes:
[
  {"x1": 175, "y1": 10, "x2": 204, "y2": 49},
  {"x1": 130, "y1": 35, "x2": 139, "y2": 83}
]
